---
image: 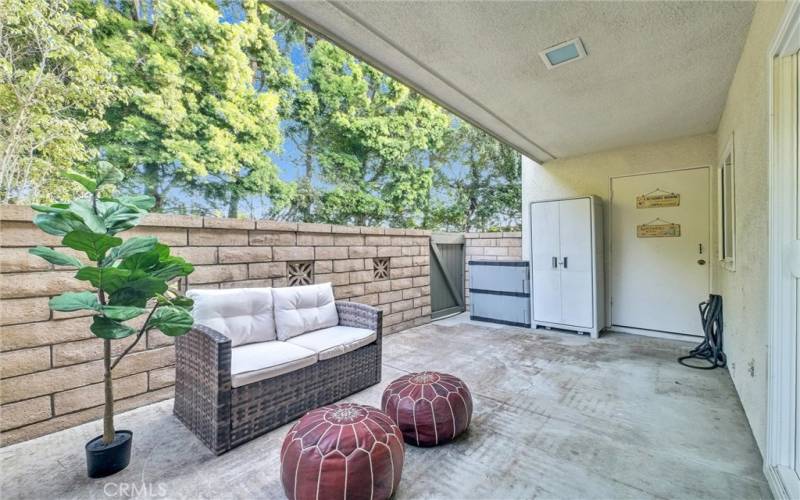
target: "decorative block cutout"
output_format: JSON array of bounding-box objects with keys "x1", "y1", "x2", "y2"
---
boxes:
[
  {"x1": 287, "y1": 261, "x2": 314, "y2": 286},
  {"x1": 373, "y1": 258, "x2": 390, "y2": 280}
]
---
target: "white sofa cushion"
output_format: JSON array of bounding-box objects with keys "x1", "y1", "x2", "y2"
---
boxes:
[
  {"x1": 286, "y1": 325, "x2": 376, "y2": 361},
  {"x1": 272, "y1": 283, "x2": 339, "y2": 341},
  {"x1": 230, "y1": 341, "x2": 317, "y2": 388},
  {"x1": 187, "y1": 288, "x2": 276, "y2": 347}
]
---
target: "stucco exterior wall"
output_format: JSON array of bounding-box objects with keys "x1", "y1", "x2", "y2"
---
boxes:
[
  {"x1": 712, "y1": 0, "x2": 787, "y2": 454},
  {"x1": 521, "y1": 133, "x2": 717, "y2": 319}
]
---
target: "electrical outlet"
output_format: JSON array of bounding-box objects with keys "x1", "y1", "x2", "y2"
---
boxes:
[{"x1": 747, "y1": 359, "x2": 755, "y2": 377}]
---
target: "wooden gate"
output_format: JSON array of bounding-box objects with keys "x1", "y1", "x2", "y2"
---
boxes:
[{"x1": 430, "y1": 233, "x2": 465, "y2": 319}]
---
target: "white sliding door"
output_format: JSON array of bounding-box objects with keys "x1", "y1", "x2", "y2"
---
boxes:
[{"x1": 768, "y1": 40, "x2": 800, "y2": 499}]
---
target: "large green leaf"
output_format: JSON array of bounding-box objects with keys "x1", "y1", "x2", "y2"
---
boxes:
[
  {"x1": 62, "y1": 230, "x2": 122, "y2": 261},
  {"x1": 150, "y1": 256, "x2": 194, "y2": 281},
  {"x1": 75, "y1": 267, "x2": 132, "y2": 292},
  {"x1": 101, "y1": 305, "x2": 147, "y2": 321},
  {"x1": 49, "y1": 291, "x2": 101, "y2": 312},
  {"x1": 117, "y1": 195, "x2": 156, "y2": 211},
  {"x1": 104, "y1": 237, "x2": 157, "y2": 265},
  {"x1": 147, "y1": 306, "x2": 193, "y2": 336},
  {"x1": 69, "y1": 199, "x2": 107, "y2": 234},
  {"x1": 91, "y1": 316, "x2": 136, "y2": 340},
  {"x1": 31, "y1": 203, "x2": 71, "y2": 214},
  {"x1": 28, "y1": 246, "x2": 82, "y2": 267},
  {"x1": 119, "y1": 249, "x2": 161, "y2": 274},
  {"x1": 174, "y1": 296, "x2": 194, "y2": 308},
  {"x1": 157, "y1": 294, "x2": 194, "y2": 308},
  {"x1": 95, "y1": 162, "x2": 124, "y2": 188},
  {"x1": 63, "y1": 171, "x2": 97, "y2": 193},
  {"x1": 33, "y1": 213, "x2": 90, "y2": 236},
  {"x1": 109, "y1": 278, "x2": 169, "y2": 307},
  {"x1": 95, "y1": 199, "x2": 147, "y2": 235}
]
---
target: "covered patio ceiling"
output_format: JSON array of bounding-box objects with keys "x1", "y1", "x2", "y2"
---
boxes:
[{"x1": 269, "y1": 1, "x2": 756, "y2": 162}]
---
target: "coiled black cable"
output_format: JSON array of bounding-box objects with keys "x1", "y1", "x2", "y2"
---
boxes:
[{"x1": 678, "y1": 294, "x2": 726, "y2": 370}]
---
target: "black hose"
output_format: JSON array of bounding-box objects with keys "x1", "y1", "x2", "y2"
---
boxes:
[{"x1": 678, "y1": 294, "x2": 726, "y2": 370}]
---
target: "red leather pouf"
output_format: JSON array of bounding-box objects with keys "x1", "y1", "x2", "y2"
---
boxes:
[
  {"x1": 280, "y1": 403, "x2": 404, "y2": 500},
  {"x1": 381, "y1": 372, "x2": 473, "y2": 447}
]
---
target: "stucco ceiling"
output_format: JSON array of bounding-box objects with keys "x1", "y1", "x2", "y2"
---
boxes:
[{"x1": 269, "y1": 1, "x2": 755, "y2": 162}]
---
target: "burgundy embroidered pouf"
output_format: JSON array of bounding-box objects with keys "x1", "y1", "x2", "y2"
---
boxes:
[
  {"x1": 381, "y1": 371, "x2": 473, "y2": 447},
  {"x1": 280, "y1": 403, "x2": 404, "y2": 500}
]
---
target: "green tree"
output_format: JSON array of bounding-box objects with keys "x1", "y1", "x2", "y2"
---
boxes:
[
  {"x1": 304, "y1": 40, "x2": 450, "y2": 227},
  {"x1": 0, "y1": 0, "x2": 118, "y2": 203},
  {"x1": 431, "y1": 123, "x2": 521, "y2": 232},
  {"x1": 81, "y1": 0, "x2": 296, "y2": 215},
  {"x1": 268, "y1": 25, "x2": 322, "y2": 222}
]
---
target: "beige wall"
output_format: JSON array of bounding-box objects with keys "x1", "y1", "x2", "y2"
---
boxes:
[
  {"x1": 0, "y1": 205, "x2": 431, "y2": 445},
  {"x1": 521, "y1": 133, "x2": 717, "y2": 262},
  {"x1": 712, "y1": 0, "x2": 787, "y2": 454},
  {"x1": 521, "y1": 1, "x2": 788, "y2": 455},
  {"x1": 521, "y1": 133, "x2": 717, "y2": 321}
]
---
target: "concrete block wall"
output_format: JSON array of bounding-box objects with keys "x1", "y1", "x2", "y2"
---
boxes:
[
  {"x1": 464, "y1": 232, "x2": 523, "y2": 308},
  {"x1": 0, "y1": 205, "x2": 431, "y2": 445}
]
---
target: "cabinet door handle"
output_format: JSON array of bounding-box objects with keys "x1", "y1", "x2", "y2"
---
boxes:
[
  {"x1": 552, "y1": 257, "x2": 558, "y2": 268},
  {"x1": 563, "y1": 257, "x2": 568, "y2": 269}
]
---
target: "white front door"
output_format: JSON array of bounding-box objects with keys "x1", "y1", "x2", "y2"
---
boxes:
[{"x1": 610, "y1": 168, "x2": 710, "y2": 336}]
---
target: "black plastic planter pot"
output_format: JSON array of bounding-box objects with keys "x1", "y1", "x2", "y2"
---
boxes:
[{"x1": 85, "y1": 430, "x2": 132, "y2": 478}]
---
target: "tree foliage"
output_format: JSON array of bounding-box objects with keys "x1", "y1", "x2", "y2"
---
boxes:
[
  {"x1": 80, "y1": 0, "x2": 295, "y2": 213},
  {"x1": 430, "y1": 123, "x2": 521, "y2": 231},
  {"x1": 301, "y1": 40, "x2": 450, "y2": 227},
  {"x1": 0, "y1": 0, "x2": 118, "y2": 203},
  {"x1": 4, "y1": 1, "x2": 522, "y2": 231}
]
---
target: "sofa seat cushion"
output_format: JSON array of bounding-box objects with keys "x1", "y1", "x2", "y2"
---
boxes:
[
  {"x1": 187, "y1": 288, "x2": 276, "y2": 347},
  {"x1": 230, "y1": 341, "x2": 317, "y2": 388},
  {"x1": 273, "y1": 283, "x2": 339, "y2": 341},
  {"x1": 286, "y1": 326, "x2": 376, "y2": 361}
]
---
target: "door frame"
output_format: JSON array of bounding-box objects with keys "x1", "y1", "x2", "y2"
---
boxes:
[
  {"x1": 607, "y1": 165, "x2": 713, "y2": 340},
  {"x1": 766, "y1": 3, "x2": 800, "y2": 498}
]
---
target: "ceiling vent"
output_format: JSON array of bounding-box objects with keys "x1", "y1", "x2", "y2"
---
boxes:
[{"x1": 539, "y1": 38, "x2": 587, "y2": 69}]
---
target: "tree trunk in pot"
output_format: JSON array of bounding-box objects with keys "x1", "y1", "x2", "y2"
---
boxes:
[{"x1": 103, "y1": 339, "x2": 115, "y2": 444}]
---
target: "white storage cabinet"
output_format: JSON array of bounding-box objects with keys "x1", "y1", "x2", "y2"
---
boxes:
[{"x1": 529, "y1": 196, "x2": 604, "y2": 338}]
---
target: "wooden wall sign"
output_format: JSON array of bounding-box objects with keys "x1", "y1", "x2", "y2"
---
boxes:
[
  {"x1": 636, "y1": 222, "x2": 681, "y2": 238},
  {"x1": 636, "y1": 189, "x2": 680, "y2": 208}
]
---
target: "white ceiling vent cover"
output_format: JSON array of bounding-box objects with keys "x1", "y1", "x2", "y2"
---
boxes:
[{"x1": 539, "y1": 38, "x2": 587, "y2": 69}]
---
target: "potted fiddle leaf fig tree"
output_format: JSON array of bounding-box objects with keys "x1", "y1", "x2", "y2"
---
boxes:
[{"x1": 28, "y1": 162, "x2": 195, "y2": 478}]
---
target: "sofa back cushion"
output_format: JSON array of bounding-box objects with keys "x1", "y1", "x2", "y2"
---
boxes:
[
  {"x1": 272, "y1": 283, "x2": 339, "y2": 340},
  {"x1": 186, "y1": 288, "x2": 276, "y2": 347}
]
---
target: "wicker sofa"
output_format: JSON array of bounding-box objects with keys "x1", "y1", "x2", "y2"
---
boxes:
[{"x1": 173, "y1": 283, "x2": 383, "y2": 455}]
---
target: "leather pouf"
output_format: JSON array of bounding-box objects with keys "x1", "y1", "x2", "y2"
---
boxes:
[
  {"x1": 381, "y1": 372, "x2": 473, "y2": 447},
  {"x1": 280, "y1": 403, "x2": 404, "y2": 500}
]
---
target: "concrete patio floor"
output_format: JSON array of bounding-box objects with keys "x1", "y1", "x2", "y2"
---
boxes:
[{"x1": 1, "y1": 315, "x2": 770, "y2": 499}]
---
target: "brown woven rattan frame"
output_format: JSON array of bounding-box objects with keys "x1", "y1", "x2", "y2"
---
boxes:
[{"x1": 174, "y1": 301, "x2": 382, "y2": 455}]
